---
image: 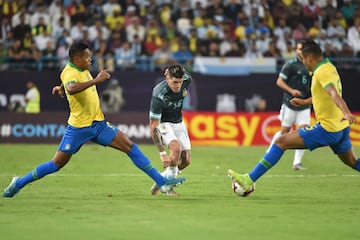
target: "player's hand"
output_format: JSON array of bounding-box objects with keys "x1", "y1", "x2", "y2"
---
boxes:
[
  {"x1": 160, "y1": 154, "x2": 171, "y2": 168},
  {"x1": 291, "y1": 89, "x2": 302, "y2": 97},
  {"x1": 95, "y1": 70, "x2": 111, "y2": 83},
  {"x1": 342, "y1": 114, "x2": 357, "y2": 124},
  {"x1": 52, "y1": 85, "x2": 64, "y2": 98},
  {"x1": 290, "y1": 97, "x2": 304, "y2": 107}
]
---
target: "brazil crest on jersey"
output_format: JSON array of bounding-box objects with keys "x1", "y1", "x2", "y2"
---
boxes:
[
  {"x1": 60, "y1": 61, "x2": 104, "y2": 127},
  {"x1": 279, "y1": 56, "x2": 312, "y2": 110},
  {"x1": 149, "y1": 72, "x2": 192, "y2": 123}
]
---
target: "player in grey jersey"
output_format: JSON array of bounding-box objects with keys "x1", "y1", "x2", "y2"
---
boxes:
[
  {"x1": 149, "y1": 65, "x2": 192, "y2": 196},
  {"x1": 267, "y1": 39, "x2": 312, "y2": 170}
]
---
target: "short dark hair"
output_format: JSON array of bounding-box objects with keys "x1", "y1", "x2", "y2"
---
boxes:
[
  {"x1": 69, "y1": 42, "x2": 89, "y2": 60},
  {"x1": 167, "y1": 64, "x2": 185, "y2": 78},
  {"x1": 301, "y1": 40, "x2": 322, "y2": 58}
]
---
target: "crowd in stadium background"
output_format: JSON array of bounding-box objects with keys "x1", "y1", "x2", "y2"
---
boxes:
[{"x1": 0, "y1": 0, "x2": 359, "y2": 71}]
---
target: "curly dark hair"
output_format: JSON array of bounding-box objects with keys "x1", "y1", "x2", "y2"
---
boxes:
[{"x1": 167, "y1": 64, "x2": 185, "y2": 78}]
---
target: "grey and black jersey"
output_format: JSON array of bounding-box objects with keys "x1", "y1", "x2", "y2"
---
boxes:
[
  {"x1": 149, "y1": 72, "x2": 192, "y2": 123},
  {"x1": 279, "y1": 56, "x2": 311, "y2": 111}
]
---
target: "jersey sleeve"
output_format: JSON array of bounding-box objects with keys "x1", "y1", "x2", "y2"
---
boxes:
[
  {"x1": 279, "y1": 62, "x2": 291, "y2": 81},
  {"x1": 149, "y1": 96, "x2": 165, "y2": 120},
  {"x1": 61, "y1": 70, "x2": 78, "y2": 87},
  {"x1": 315, "y1": 65, "x2": 337, "y2": 89}
]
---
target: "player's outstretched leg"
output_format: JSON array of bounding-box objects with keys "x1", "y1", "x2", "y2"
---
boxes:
[
  {"x1": 227, "y1": 170, "x2": 254, "y2": 192},
  {"x1": 127, "y1": 144, "x2": 185, "y2": 192},
  {"x1": 3, "y1": 160, "x2": 60, "y2": 198}
]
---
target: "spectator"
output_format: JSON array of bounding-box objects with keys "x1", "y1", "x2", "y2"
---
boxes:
[
  {"x1": 152, "y1": 39, "x2": 176, "y2": 70},
  {"x1": 26, "y1": 42, "x2": 42, "y2": 69},
  {"x1": 347, "y1": 17, "x2": 360, "y2": 56},
  {"x1": 12, "y1": 5, "x2": 31, "y2": 27},
  {"x1": 255, "y1": 30, "x2": 271, "y2": 54},
  {"x1": 224, "y1": 0, "x2": 243, "y2": 22},
  {"x1": 25, "y1": 80, "x2": 40, "y2": 114},
  {"x1": 6, "y1": 39, "x2": 28, "y2": 69},
  {"x1": 308, "y1": 20, "x2": 323, "y2": 39},
  {"x1": 161, "y1": 20, "x2": 180, "y2": 43},
  {"x1": 51, "y1": 4, "x2": 71, "y2": 32},
  {"x1": 245, "y1": 41, "x2": 262, "y2": 59},
  {"x1": 69, "y1": 20, "x2": 87, "y2": 42},
  {"x1": 88, "y1": 18, "x2": 110, "y2": 43},
  {"x1": 48, "y1": 0, "x2": 63, "y2": 19},
  {"x1": 105, "y1": 6, "x2": 125, "y2": 31},
  {"x1": 282, "y1": 41, "x2": 296, "y2": 60},
  {"x1": 263, "y1": 40, "x2": 282, "y2": 58},
  {"x1": 316, "y1": 29, "x2": 332, "y2": 51},
  {"x1": 197, "y1": 18, "x2": 218, "y2": 40},
  {"x1": 34, "y1": 29, "x2": 53, "y2": 51},
  {"x1": 30, "y1": 3, "x2": 50, "y2": 28},
  {"x1": 0, "y1": 18, "x2": 12, "y2": 43},
  {"x1": 1, "y1": 0, "x2": 19, "y2": 20},
  {"x1": 302, "y1": 0, "x2": 321, "y2": 29},
  {"x1": 322, "y1": 0, "x2": 337, "y2": 22},
  {"x1": 31, "y1": 16, "x2": 51, "y2": 37},
  {"x1": 173, "y1": 41, "x2": 193, "y2": 65},
  {"x1": 102, "y1": 0, "x2": 122, "y2": 16},
  {"x1": 327, "y1": 17, "x2": 346, "y2": 40},
  {"x1": 207, "y1": 41, "x2": 221, "y2": 57},
  {"x1": 86, "y1": 0, "x2": 105, "y2": 24},
  {"x1": 224, "y1": 40, "x2": 245, "y2": 57},
  {"x1": 176, "y1": 8, "x2": 192, "y2": 36},
  {"x1": 124, "y1": 5, "x2": 138, "y2": 27},
  {"x1": 340, "y1": 0, "x2": 356, "y2": 26},
  {"x1": 323, "y1": 42, "x2": 337, "y2": 58},
  {"x1": 126, "y1": 16, "x2": 146, "y2": 43},
  {"x1": 115, "y1": 41, "x2": 136, "y2": 71},
  {"x1": 41, "y1": 40, "x2": 58, "y2": 69},
  {"x1": 56, "y1": 40, "x2": 69, "y2": 68},
  {"x1": 187, "y1": 27, "x2": 199, "y2": 54},
  {"x1": 292, "y1": 23, "x2": 307, "y2": 42},
  {"x1": 287, "y1": 0, "x2": 303, "y2": 28},
  {"x1": 12, "y1": 13, "x2": 31, "y2": 41},
  {"x1": 66, "y1": 0, "x2": 86, "y2": 24}
]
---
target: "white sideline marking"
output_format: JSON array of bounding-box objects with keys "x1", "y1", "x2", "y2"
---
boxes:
[{"x1": 0, "y1": 173, "x2": 359, "y2": 178}]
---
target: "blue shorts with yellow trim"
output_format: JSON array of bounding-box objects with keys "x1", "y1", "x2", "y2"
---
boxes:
[
  {"x1": 298, "y1": 123, "x2": 352, "y2": 154},
  {"x1": 58, "y1": 120, "x2": 118, "y2": 154}
]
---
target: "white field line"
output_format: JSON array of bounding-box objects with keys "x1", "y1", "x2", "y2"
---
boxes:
[{"x1": 0, "y1": 173, "x2": 359, "y2": 178}]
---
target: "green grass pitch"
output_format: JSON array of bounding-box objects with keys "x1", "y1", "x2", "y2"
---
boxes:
[{"x1": 0, "y1": 144, "x2": 359, "y2": 240}]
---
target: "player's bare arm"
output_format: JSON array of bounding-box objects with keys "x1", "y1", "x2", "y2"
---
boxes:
[
  {"x1": 276, "y1": 77, "x2": 302, "y2": 97},
  {"x1": 290, "y1": 97, "x2": 312, "y2": 107},
  {"x1": 66, "y1": 70, "x2": 111, "y2": 95},
  {"x1": 52, "y1": 83, "x2": 65, "y2": 97},
  {"x1": 326, "y1": 84, "x2": 357, "y2": 124},
  {"x1": 150, "y1": 118, "x2": 170, "y2": 167}
]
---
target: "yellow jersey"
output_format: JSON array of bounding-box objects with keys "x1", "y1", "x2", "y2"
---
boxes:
[
  {"x1": 60, "y1": 61, "x2": 104, "y2": 128},
  {"x1": 311, "y1": 58, "x2": 349, "y2": 132}
]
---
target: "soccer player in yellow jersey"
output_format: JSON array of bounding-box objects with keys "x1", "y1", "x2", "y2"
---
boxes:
[
  {"x1": 228, "y1": 40, "x2": 359, "y2": 196},
  {"x1": 3, "y1": 42, "x2": 185, "y2": 198}
]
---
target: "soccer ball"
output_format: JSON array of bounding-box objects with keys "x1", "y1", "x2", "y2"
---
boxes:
[{"x1": 232, "y1": 181, "x2": 255, "y2": 197}]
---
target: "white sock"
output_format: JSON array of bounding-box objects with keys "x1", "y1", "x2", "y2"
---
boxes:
[
  {"x1": 293, "y1": 149, "x2": 305, "y2": 165},
  {"x1": 266, "y1": 131, "x2": 282, "y2": 153},
  {"x1": 163, "y1": 166, "x2": 178, "y2": 178}
]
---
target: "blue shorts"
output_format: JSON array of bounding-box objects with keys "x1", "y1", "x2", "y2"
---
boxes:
[
  {"x1": 298, "y1": 123, "x2": 352, "y2": 154},
  {"x1": 58, "y1": 120, "x2": 119, "y2": 154}
]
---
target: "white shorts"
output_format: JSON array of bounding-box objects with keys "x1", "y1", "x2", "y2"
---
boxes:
[
  {"x1": 157, "y1": 121, "x2": 191, "y2": 150},
  {"x1": 279, "y1": 104, "x2": 311, "y2": 128}
]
